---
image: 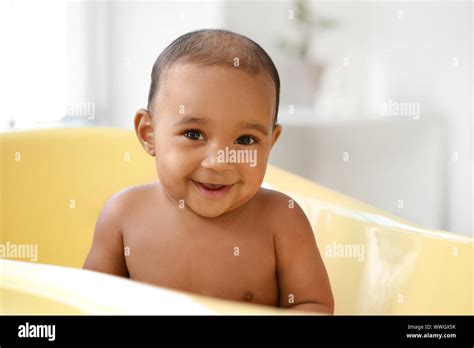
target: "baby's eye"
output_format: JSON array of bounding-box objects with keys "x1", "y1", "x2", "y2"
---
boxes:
[
  {"x1": 236, "y1": 135, "x2": 257, "y2": 145},
  {"x1": 184, "y1": 129, "x2": 204, "y2": 141}
]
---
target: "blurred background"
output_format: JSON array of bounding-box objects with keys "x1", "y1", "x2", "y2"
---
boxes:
[{"x1": 0, "y1": 0, "x2": 472, "y2": 236}]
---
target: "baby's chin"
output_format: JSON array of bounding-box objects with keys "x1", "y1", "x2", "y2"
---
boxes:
[
  {"x1": 185, "y1": 196, "x2": 247, "y2": 218},
  {"x1": 188, "y1": 204, "x2": 231, "y2": 218}
]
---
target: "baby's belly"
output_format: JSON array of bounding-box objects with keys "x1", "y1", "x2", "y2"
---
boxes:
[{"x1": 125, "y1": 247, "x2": 279, "y2": 307}]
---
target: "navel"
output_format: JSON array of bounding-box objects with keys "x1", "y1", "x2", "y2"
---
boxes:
[{"x1": 243, "y1": 291, "x2": 254, "y2": 302}]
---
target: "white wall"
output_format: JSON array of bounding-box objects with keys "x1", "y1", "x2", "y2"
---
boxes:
[{"x1": 363, "y1": 1, "x2": 472, "y2": 235}]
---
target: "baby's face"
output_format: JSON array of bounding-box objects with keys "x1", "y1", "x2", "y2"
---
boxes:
[{"x1": 136, "y1": 62, "x2": 281, "y2": 218}]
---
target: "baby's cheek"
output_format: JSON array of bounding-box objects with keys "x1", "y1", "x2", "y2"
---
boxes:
[
  {"x1": 247, "y1": 149, "x2": 268, "y2": 180},
  {"x1": 157, "y1": 147, "x2": 193, "y2": 176},
  {"x1": 240, "y1": 165, "x2": 265, "y2": 194},
  {"x1": 155, "y1": 150, "x2": 191, "y2": 198}
]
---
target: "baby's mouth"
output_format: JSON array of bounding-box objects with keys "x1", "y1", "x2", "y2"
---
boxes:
[
  {"x1": 200, "y1": 183, "x2": 225, "y2": 190},
  {"x1": 192, "y1": 180, "x2": 235, "y2": 198}
]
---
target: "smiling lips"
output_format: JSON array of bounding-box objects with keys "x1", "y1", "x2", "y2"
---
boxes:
[{"x1": 192, "y1": 180, "x2": 234, "y2": 198}]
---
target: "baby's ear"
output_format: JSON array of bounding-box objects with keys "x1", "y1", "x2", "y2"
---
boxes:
[
  {"x1": 134, "y1": 108, "x2": 156, "y2": 156},
  {"x1": 271, "y1": 124, "x2": 282, "y2": 149}
]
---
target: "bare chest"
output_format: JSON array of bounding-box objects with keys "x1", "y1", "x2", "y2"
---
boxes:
[{"x1": 122, "y1": 218, "x2": 278, "y2": 306}]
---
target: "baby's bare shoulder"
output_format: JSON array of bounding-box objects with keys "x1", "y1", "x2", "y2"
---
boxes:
[
  {"x1": 258, "y1": 188, "x2": 303, "y2": 212},
  {"x1": 84, "y1": 183, "x2": 156, "y2": 275},
  {"x1": 103, "y1": 183, "x2": 157, "y2": 218},
  {"x1": 110, "y1": 183, "x2": 156, "y2": 202},
  {"x1": 257, "y1": 188, "x2": 309, "y2": 230}
]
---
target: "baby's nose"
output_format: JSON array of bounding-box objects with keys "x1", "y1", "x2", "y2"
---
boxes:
[{"x1": 200, "y1": 144, "x2": 234, "y2": 172}]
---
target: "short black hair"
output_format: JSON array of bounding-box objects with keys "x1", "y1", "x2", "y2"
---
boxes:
[{"x1": 147, "y1": 29, "x2": 280, "y2": 123}]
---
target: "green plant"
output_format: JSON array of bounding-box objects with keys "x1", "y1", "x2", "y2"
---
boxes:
[{"x1": 278, "y1": 0, "x2": 337, "y2": 61}]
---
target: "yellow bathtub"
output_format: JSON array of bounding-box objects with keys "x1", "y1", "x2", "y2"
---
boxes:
[{"x1": 0, "y1": 128, "x2": 472, "y2": 315}]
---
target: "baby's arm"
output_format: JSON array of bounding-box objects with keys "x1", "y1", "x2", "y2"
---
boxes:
[
  {"x1": 83, "y1": 194, "x2": 129, "y2": 277},
  {"x1": 272, "y1": 194, "x2": 334, "y2": 314}
]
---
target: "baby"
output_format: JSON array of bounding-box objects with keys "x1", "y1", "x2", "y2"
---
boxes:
[{"x1": 84, "y1": 29, "x2": 334, "y2": 314}]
